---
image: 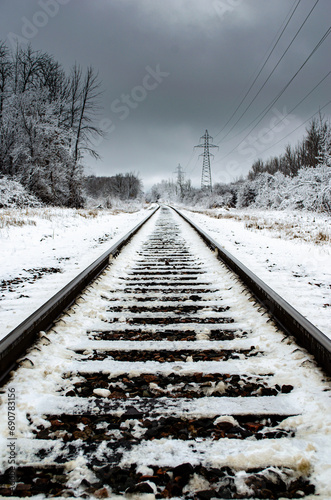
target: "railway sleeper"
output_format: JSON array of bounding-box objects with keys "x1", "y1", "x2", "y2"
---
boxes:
[
  {"x1": 0, "y1": 463, "x2": 315, "y2": 499},
  {"x1": 122, "y1": 286, "x2": 219, "y2": 294},
  {"x1": 118, "y1": 316, "x2": 236, "y2": 325},
  {"x1": 76, "y1": 348, "x2": 260, "y2": 362},
  {"x1": 128, "y1": 271, "x2": 205, "y2": 276},
  {"x1": 88, "y1": 328, "x2": 245, "y2": 341},
  {"x1": 100, "y1": 295, "x2": 220, "y2": 302},
  {"x1": 31, "y1": 414, "x2": 296, "y2": 442},
  {"x1": 65, "y1": 372, "x2": 293, "y2": 399},
  {"x1": 107, "y1": 305, "x2": 230, "y2": 313},
  {"x1": 121, "y1": 276, "x2": 203, "y2": 281}
]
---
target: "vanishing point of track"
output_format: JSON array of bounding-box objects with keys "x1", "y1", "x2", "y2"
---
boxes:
[{"x1": 0, "y1": 206, "x2": 330, "y2": 499}]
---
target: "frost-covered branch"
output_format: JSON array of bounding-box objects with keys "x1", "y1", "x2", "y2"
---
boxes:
[{"x1": 0, "y1": 42, "x2": 104, "y2": 207}]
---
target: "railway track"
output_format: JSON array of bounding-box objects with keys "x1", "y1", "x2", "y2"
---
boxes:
[{"x1": 0, "y1": 205, "x2": 330, "y2": 499}]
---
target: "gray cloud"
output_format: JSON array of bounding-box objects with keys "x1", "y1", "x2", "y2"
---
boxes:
[{"x1": 1, "y1": 0, "x2": 330, "y2": 189}]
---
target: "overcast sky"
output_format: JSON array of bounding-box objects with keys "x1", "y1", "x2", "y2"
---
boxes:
[{"x1": 1, "y1": 0, "x2": 330, "y2": 190}]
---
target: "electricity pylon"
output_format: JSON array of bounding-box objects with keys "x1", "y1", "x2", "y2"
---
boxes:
[
  {"x1": 174, "y1": 163, "x2": 184, "y2": 198},
  {"x1": 195, "y1": 130, "x2": 218, "y2": 191}
]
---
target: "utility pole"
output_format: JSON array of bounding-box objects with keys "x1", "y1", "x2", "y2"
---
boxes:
[
  {"x1": 174, "y1": 163, "x2": 184, "y2": 197},
  {"x1": 195, "y1": 130, "x2": 218, "y2": 191}
]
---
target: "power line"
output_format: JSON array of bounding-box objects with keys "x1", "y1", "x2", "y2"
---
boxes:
[
  {"x1": 214, "y1": 69, "x2": 331, "y2": 162},
  {"x1": 286, "y1": 70, "x2": 331, "y2": 115},
  {"x1": 187, "y1": 152, "x2": 201, "y2": 177},
  {"x1": 234, "y1": 25, "x2": 331, "y2": 144},
  {"x1": 216, "y1": 0, "x2": 320, "y2": 147},
  {"x1": 214, "y1": 0, "x2": 301, "y2": 140},
  {"x1": 183, "y1": 146, "x2": 197, "y2": 172},
  {"x1": 217, "y1": 26, "x2": 331, "y2": 163},
  {"x1": 219, "y1": 67, "x2": 331, "y2": 147},
  {"x1": 250, "y1": 99, "x2": 331, "y2": 157}
]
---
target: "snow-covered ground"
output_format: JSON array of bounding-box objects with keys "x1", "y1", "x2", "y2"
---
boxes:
[
  {"x1": 0, "y1": 206, "x2": 154, "y2": 340},
  {"x1": 179, "y1": 207, "x2": 331, "y2": 340},
  {"x1": 0, "y1": 207, "x2": 330, "y2": 498},
  {"x1": 1, "y1": 205, "x2": 330, "y2": 342}
]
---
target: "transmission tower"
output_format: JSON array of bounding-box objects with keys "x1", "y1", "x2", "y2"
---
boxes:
[
  {"x1": 195, "y1": 130, "x2": 218, "y2": 191},
  {"x1": 174, "y1": 163, "x2": 185, "y2": 197}
]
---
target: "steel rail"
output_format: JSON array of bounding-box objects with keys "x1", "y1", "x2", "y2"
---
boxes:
[
  {"x1": 0, "y1": 206, "x2": 159, "y2": 383},
  {"x1": 172, "y1": 206, "x2": 331, "y2": 376}
]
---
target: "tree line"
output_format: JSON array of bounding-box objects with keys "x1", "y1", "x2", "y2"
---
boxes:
[
  {"x1": 235, "y1": 115, "x2": 331, "y2": 211},
  {"x1": 84, "y1": 173, "x2": 143, "y2": 207},
  {"x1": 148, "y1": 116, "x2": 331, "y2": 213},
  {"x1": 247, "y1": 116, "x2": 330, "y2": 180}
]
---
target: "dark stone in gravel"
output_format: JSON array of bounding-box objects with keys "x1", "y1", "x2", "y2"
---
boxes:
[
  {"x1": 196, "y1": 490, "x2": 216, "y2": 500},
  {"x1": 217, "y1": 486, "x2": 233, "y2": 498},
  {"x1": 281, "y1": 384, "x2": 294, "y2": 393},
  {"x1": 65, "y1": 390, "x2": 76, "y2": 397},
  {"x1": 122, "y1": 406, "x2": 143, "y2": 419},
  {"x1": 168, "y1": 482, "x2": 183, "y2": 497},
  {"x1": 172, "y1": 462, "x2": 194, "y2": 486},
  {"x1": 126, "y1": 482, "x2": 154, "y2": 494}
]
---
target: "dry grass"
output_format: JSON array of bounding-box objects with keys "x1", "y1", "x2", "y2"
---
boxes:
[
  {"x1": 0, "y1": 207, "x2": 102, "y2": 229},
  {"x1": 186, "y1": 208, "x2": 331, "y2": 245},
  {"x1": 77, "y1": 209, "x2": 100, "y2": 219},
  {"x1": 0, "y1": 212, "x2": 36, "y2": 229},
  {"x1": 242, "y1": 219, "x2": 330, "y2": 245},
  {"x1": 0, "y1": 206, "x2": 141, "y2": 231},
  {"x1": 188, "y1": 208, "x2": 238, "y2": 220},
  {"x1": 316, "y1": 231, "x2": 330, "y2": 243}
]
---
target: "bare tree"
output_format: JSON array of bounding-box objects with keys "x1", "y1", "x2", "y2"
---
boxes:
[
  {"x1": 0, "y1": 42, "x2": 11, "y2": 120},
  {"x1": 64, "y1": 63, "x2": 82, "y2": 130},
  {"x1": 73, "y1": 65, "x2": 104, "y2": 163},
  {"x1": 62, "y1": 66, "x2": 103, "y2": 206},
  {"x1": 84, "y1": 173, "x2": 143, "y2": 202}
]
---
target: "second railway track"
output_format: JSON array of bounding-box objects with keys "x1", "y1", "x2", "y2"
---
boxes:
[{"x1": 0, "y1": 205, "x2": 330, "y2": 499}]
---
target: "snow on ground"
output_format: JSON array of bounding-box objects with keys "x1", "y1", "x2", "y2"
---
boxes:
[
  {"x1": 1, "y1": 204, "x2": 330, "y2": 342},
  {"x1": 0, "y1": 205, "x2": 154, "y2": 340},
  {"x1": 0, "y1": 208, "x2": 330, "y2": 497},
  {"x1": 178, "y1": 207, "x2": 331, "y2": 339}
]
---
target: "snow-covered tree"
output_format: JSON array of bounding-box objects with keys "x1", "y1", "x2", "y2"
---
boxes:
[
  {"x1": 247, "y1": 116, "x2": 331, "y2": 181},
  {"x1": 236, "y1": 181, "x2": 258, "y2": 208},
  {"x1": 286, "y1": 166, "x2": 331, "y2": 212},
  {"x1": 0, "y1": 41, "x2": 103, "y2": 207},
  {"x1": 0, "y1": 175, "x2": 41, "y2": 208},
  {"x1": 84, "y1": 173, "x2": 143, "y2": 204}
]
